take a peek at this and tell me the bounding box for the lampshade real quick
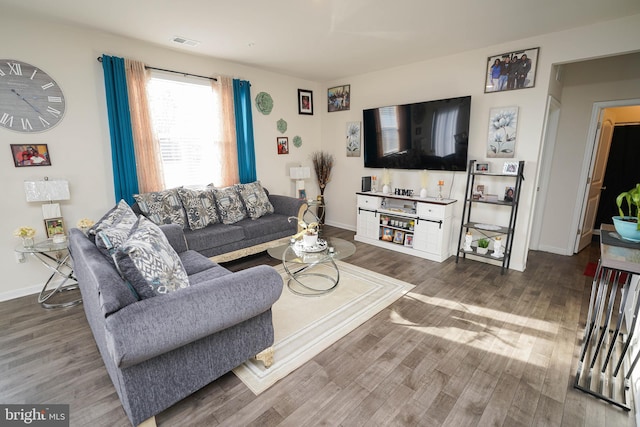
[24,179,70,202]
[290,167,310,180]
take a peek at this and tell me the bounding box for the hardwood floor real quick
[0,226,634,426]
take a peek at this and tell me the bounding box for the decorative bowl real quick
[612,216,640,243]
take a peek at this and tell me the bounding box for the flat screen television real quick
[363,95,471,171]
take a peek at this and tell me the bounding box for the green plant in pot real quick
[476,238,490,254]
[613,183,640,242]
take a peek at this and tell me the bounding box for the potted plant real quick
[614,183,640,242]
[476,238,490,255]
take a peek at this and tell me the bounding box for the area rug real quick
[232,260,415,395]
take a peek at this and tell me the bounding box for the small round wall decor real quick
[277,118,287,134]
[293,135,302,148]
[255,92,273,115]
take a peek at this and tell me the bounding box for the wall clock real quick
[0,59,66,133]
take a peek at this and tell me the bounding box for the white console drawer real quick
[357,195,380,208]
[417,203,446,218]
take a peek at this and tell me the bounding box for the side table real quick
[574,224,640,410]
[15,239,82,309]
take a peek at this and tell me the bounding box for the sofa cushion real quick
[188,263,233,285]
[134,188,188,228]
[212,185,247,224]
[89,199,137,238]
[179,250,221,276]
[235,214,296,240]
[116,216,190,299]
[183,223,245,253]
[177,187,220,230]
[237,181,274,219]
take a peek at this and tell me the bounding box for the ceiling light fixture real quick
[171,36,200,47]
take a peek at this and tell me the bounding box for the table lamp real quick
[290,166,310,199]
[24,177,70,219]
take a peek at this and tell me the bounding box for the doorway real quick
[574,101,640,253]
[594,124,640,229]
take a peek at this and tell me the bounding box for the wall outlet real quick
[15,252,25,263]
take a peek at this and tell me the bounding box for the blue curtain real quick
[101,54,139,204]
[233,79,256,183]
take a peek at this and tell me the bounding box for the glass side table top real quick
[267,237,355,263]
[15,238,69,254]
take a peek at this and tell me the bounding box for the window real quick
[378,106,400,155]
[146,73,223,188]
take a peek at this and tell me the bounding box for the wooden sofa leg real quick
[256,347,274,368]
[138,416,157,427]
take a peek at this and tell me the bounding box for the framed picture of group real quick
[485,47,539,93]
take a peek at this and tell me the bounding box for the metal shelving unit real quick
[455,159,525,274]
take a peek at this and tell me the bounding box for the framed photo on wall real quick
[346,121,361,157]
[11,144,51,167]
[487,106,518,158]
[277,137,289,155]
[298,89,313,115]
[328,84,350,112]
[485,47,539,93]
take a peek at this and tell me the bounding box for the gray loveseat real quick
[69,225,283,426]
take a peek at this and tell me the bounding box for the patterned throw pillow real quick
[89,199,137,237]
[237,181,274,219]
[115,216,190,299]
[177,187,220,230]
[134,188,187,228]
[212,185,247,224]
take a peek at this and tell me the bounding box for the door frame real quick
[572,98,640,253]
[530,95,561,250]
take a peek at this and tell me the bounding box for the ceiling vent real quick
[171,36,200,47]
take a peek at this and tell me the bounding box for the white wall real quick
[2,8,640,301]
[0,7,321,300]
[319,14,640,271]
[538,53,640,254]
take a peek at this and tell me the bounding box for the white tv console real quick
[354,192,456,262]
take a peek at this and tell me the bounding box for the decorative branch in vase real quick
[311,151,334,224]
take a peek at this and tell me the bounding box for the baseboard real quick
[537,244,573,256]
[324,220,355,232]
[0,284,40,303]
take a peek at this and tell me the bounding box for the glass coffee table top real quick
[267,237,356,263]
[267,237,356,296]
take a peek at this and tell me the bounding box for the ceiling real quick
[5,0,640,81]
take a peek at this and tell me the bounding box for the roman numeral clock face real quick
[0,60,66,133]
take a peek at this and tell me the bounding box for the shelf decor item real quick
[492,237,504,258]
[14,226,36,248]
[476,238,490,255]
[77,218,95,235]
[503,161,519,175]
[613,183,640,242]
[420,170,429,198]
[463,232,473,252]
[381,169,392,194]
[312,151,334,223]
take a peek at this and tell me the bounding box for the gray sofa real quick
[69,225,283,426]
[133,192,306,262]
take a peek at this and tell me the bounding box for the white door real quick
[576,118,614,251]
